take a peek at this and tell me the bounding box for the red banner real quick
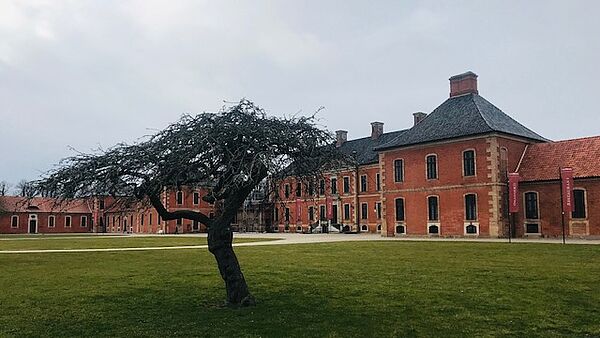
[295,199,302,222]
[561,167,574,213]
[508,173,521,213]
[326,196,333,220]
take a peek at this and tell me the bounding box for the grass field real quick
[0,235,273,251]
[1,239,599,337]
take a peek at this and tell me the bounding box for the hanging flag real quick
[295,198,302,222]
[508,173,521,213]
[561,167,574,213]
[326,196,333,220]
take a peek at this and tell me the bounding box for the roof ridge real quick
[342,129,408,143]
[470,94,495,132]
[549,135,600,143]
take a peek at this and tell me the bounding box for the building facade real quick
[2,71,599,238]
[275,72,600,238]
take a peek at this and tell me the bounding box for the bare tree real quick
[33,99,346,307]
[0,181,10,196]
[15,179,35,197]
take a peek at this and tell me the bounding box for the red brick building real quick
[0,196,93,234]
[2,71,599,238]
[515,137,600,237]
[0,187,217,234]
[277,72,600,238]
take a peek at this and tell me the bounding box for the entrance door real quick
[332,205,338,224]
[28,215,38,234]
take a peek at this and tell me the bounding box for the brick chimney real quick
[449,71,478,97]
[335,130,348,147]
[413,112,427,126]
[371,122,384,140]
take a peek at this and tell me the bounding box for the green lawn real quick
[0,236,272,250]
[0,241,599,337]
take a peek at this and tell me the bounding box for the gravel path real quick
[1,233,598,254]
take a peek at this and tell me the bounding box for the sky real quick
[1,0,599,187]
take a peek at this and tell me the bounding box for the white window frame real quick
[48,215,56,228]
[426,154,438,180]
[11,215,19,228]
[360,175,368,192]
[65,215,72,228]
[81,216,88,228]
[462,149,477,177]
[393,159,404,183]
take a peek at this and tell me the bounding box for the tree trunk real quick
[207,224,255,307]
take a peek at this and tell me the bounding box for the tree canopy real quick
[33,99,347,306]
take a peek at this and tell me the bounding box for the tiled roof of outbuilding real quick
[338,129,408,165]
[0,196,92,214]
[375,93,547,150]
[517,136,600,182]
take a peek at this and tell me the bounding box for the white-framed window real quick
[361,224,368,232]
[361,203,368,219]
[428,196,439,221]
[308,206,315,221]
[465,194,477,221]
[426,154,438,180]
[330,177,338,195]
[524,192,539,220]
[395,224,406,234]
[395,198,405,222]
[65,215,72,227]
[360,175,368,192]
[343,203,350,220]
[463,149,476,177]
[376,202,382,219]
[48,215,55,228]
[193,192,200,205]
[81,216,88,227]
[343,176,350,194]
[428,224,439,235]
[11,215,19,228]
[376,173,381,191]
[572,189,587,219]
[394,159,404,182]
[176,190,184,205]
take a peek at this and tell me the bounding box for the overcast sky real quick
[1,0,599,186]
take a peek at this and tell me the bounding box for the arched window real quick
[48,215,55,228]
[463,150,476,176]
[361,224,368,232]
[176,190,184,205]
[572,189,587,219]
[426,155,438,179]
[428,196,439,221]
[524,192,539,219]
[394,159,404,182]
[465,194,477,221]
[395,198,405,221]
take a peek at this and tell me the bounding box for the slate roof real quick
[338,129,408,165]
[0,196,92,214]
[375,93,547,150]
[517,136,600,182]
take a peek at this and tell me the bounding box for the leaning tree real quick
[33,99,346,307]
